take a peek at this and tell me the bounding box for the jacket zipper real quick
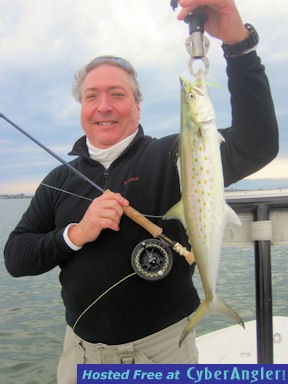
[100,132,144,191]
[103,168,109,190]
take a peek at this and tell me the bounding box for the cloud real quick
[1,0,287,194]
[2,0,288,72]
[246,157,288,180]
[1,1,183,70]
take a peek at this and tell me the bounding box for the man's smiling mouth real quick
[94,121,118,126]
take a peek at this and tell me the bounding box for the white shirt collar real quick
[86,129,138,169]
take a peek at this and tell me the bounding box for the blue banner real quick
[77,364,287,384]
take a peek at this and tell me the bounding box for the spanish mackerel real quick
[165,71,244,346]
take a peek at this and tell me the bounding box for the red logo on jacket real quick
[123,177,140,185]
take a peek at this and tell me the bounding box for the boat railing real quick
[224,188,288,363]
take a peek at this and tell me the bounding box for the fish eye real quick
[188,92,195,100]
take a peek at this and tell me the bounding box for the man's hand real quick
[68,191,129,247]
[176,0,248,44]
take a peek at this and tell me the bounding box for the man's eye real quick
[86,94,97,100]
[111,93,125,97]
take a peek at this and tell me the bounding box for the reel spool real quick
[131,239,173,281]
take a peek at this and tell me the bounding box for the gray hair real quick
[72,55,143,103]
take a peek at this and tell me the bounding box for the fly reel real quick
[131,239,173,281]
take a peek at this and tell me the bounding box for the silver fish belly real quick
[165,71,244,346]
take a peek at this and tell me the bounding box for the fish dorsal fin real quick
[164,199,186,227]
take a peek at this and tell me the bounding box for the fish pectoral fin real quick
[198,126,206,152]
[225,203,241,226]
[163,200,185,226]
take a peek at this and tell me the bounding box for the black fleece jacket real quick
[4,52,278,344]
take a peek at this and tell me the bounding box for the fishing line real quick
[0,113,195,271]
[41,183,94,202]
[0,113,104,194]
[41,182,164,218]
[72,272,137,332]
[0,112,168,224]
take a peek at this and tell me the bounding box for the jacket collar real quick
[68,124,145,159]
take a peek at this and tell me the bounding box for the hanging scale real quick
[170,1,210,77]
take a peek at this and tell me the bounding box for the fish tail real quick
[212,297,245,329]
[179,297,245,347]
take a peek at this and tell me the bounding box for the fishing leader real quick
[4,0,278,383]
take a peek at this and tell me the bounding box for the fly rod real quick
[0,113,194,265]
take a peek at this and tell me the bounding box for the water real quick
[0,199,65,384]
[0,199,287,383]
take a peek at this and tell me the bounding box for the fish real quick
[164,71,244,346]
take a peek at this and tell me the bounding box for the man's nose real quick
[97,95,112,112]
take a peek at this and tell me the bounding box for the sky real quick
[0,0,287,194]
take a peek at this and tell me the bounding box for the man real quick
[4,0,278,382]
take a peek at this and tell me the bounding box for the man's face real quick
[80,64,141,149]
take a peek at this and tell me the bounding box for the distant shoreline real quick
[0,194,32,199]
